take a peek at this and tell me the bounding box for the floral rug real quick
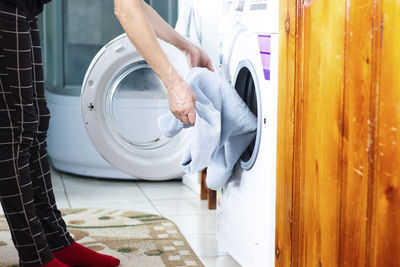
[0,209,204,267]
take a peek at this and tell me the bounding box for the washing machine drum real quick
[81,34,190,180]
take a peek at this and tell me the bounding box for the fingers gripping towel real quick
[158,68,257,190]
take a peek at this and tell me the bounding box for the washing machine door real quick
[81,34,190,180]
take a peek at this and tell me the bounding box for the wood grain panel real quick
[275,0,296,265]
[365,1,383,265]
[297,2,346,266]
[291,1,305,266]
[339,0,373,266]
[275,0,400,266]
[373,0,400,266]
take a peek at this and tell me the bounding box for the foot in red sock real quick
[53,242,120,267]
[41,258,69,267]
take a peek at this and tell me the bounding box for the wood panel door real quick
[275,0,400,266]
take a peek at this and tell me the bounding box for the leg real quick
[200,169,216,209]
[0,5,53,266]
[27,19,74,251]
[26,18,119,267]
[200,168,208,200]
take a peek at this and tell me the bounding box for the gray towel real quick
[158,68,257,190]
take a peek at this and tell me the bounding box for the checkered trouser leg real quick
[28,19,74,251]
[0,4,74,267]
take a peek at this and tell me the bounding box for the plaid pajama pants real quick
[0,2,74,267]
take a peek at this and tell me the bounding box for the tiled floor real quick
[0,166,240,267]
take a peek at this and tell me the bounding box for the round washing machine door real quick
[81,34,190,180]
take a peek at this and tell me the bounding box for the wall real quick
[276,0,400,266]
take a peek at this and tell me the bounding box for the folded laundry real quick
[158,68,257,190]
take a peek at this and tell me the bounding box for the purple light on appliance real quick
[264,69,270,80]
[260,52,271,69]
[258,35,271,53]
[258,34,271,81]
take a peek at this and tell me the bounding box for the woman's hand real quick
[167,78,196,125]
[185,44,214,71]
[166,45,212,125]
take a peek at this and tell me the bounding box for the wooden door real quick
[275,0,400,266]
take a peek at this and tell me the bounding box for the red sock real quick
[53,242,120,267]
[41,258,68,267]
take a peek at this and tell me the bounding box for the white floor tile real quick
[166,214,216,234]
[137,180,198,200]
[70,200,160,215]
[152,199,215,216]
[199,255,241,267]
[50,165,64,192]
[184,233,228,257]
[0,205,3,215]
[62,173,147,204]
[53,190,70,209]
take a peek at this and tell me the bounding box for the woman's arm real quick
[114,0,196,125]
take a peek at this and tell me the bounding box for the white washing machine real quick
[78,35,191,180]
[46,0,184,180]
[213,0,279,266]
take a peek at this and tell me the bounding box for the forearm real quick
[140,1,192,52]
[114,0,182,89]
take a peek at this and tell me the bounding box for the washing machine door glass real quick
[81,34,190,180]
[106,62,170,151]
[233,60,262,170]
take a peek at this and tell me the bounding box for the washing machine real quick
[213,0,279,266]
[45,0,183,180]
[79,35,191,180]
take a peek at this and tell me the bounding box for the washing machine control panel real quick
[250,0,268,10]
[231,0,268,12]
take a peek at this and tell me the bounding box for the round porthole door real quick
[233,60,262,170]
[81,34,190,180]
